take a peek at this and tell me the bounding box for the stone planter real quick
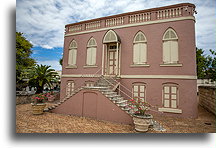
[133,114,153,132]
[31,103,46,115]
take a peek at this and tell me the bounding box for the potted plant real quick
[129,98,153,132]
[31,93,48,115]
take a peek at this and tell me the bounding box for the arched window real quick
[162,28,178,64]
[132,82,146,102]
[133,31,147,65]
[68,40,77,66]
[162,83,179,109]
[103,30,119,43]
[86,37,97,66]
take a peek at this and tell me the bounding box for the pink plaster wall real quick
[52,89,133,124]
[62,19,196,76]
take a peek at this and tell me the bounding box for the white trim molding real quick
[130,64,150,67]
[61,74,197,79]
[65,16,195,37]
[62,74,101,78]
[158,108,182,114]
[65,65,77,69]
[120,75,197,79]
[83,65,98,68]
[160,63,183,67]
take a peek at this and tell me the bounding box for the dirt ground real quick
[16,103,215,133]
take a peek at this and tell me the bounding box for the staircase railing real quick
[60,68,103,101]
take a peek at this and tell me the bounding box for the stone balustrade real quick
[65,3,195,34]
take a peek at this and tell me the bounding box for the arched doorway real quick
[102,30,121,76]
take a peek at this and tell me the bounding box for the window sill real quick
[65,65,77,69]
[83,65,98,68]
[160,63,183,67]
[158,108,182,114]
[130,64,150,67]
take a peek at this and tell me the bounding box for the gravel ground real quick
[16,103,215,133]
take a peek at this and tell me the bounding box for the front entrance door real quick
[108,50,117,75]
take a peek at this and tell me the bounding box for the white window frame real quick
[132,31,148,66]
[86,38,97,66]
[67,40,77,68]
[162,28,179,65]
[132,82,146,102]
[161,83,180,108]
[66,80,75,98]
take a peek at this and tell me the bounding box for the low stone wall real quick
[16,92,60,105]
[16,95,33,105]
[198,86,216,115]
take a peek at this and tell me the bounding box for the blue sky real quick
[16,0,216,70]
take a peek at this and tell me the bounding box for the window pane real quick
[164,100,170,107]
[171,86,177,93]
[68,50,73,65]
[140,85,145,92]
[164,86,169,93]
[109,52,113,59]
[72,49,77,65]
[140,92,144,97]
[171,95,176,99]
[91,47,96,65]
[164,94,169,99]
[133,44,139,64]
[86,48,91,65]
[139,43,147,63]
[171,100,177,108]
[163,41,170,63]
[134,92,138,97]
[170,41,178,63]
[133,85,138,91]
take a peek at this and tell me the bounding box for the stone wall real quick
[16,95,33,105]
[16,92,60,105]
[198,86,216,115]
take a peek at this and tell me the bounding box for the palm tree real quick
[28,64,58,94]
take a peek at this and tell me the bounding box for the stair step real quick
[44,108,49,112]
[103,92,117,95]
[116,100,128,104]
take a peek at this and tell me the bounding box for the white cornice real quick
[61,74,197,79]
[65,16,195,37]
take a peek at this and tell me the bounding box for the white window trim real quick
[158,107,182,113]
[65,65,77,69]
[83,65,98,68]
[160,63,182,67]
[130,64,150,67]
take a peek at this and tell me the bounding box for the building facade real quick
[59,3,197,119]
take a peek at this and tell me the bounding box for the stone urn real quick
[31,103,46,115]
[133,114,153,132]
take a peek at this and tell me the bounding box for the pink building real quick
[49,3,197,124]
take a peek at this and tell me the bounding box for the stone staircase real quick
[44,75,132,115]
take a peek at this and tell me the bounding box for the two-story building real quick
[51,3,197,123]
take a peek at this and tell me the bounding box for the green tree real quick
[205,49,216,81]
[16,32,36,90]
[28,64,58,94]
[59,57,63,66]
[196,48,216,81]
[196,48,207,79]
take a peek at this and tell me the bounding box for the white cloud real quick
[37,60,62,71]
[16,0,216,54]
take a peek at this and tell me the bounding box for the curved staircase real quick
[44,75,132,115]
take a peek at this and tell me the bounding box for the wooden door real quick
[108,50,117,75]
